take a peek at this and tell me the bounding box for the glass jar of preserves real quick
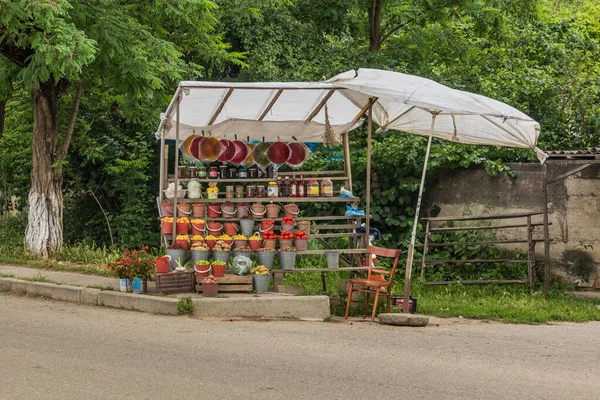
[239,167,247,179]
[198,165,207,178]
[257,185,266,198]
[248,166,258,179]
[219,165,228,179]
[226,185,234,199]
[209,166,218,179]
[189,165,198,179]
[267,182,278,198]
[307,179,319,197]
[246,185,256,198]
[320,178,333,197]
[235,185,244,198]
[178,166,187,179]
[207,183,219,199]
[228,167,238,179]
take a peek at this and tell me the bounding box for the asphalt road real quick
[1,294,599,400]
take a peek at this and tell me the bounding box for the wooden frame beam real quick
[208,88,233,126]
[306,90,335,122]
[258,89,283,121]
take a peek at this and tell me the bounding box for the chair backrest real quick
[366,245,401,286]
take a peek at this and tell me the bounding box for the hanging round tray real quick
[217,139,236,162]
[198,137,221,161]
[241,143,256,166]
[267,141,291,165]
[287,142,310,167]
[182,135,196,158]
[230,140,249,165]
[190,136,204,160]
[253,142,271,167]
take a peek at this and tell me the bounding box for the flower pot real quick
[191,222,205,235]
[250,203,266,219]
[325,250,340,268]
[162,221,174,235]
[294,238,308,251]
[280,223,294,234]
[211,263,226,277]
[278,238,293,248]
[240,219,254,237]
[207,222,223,236]
[202,282,219,297]
[205,239,216,250]
[279,251,296,270]
[166,249,188,270]
[221,203,237,219]
[175,239,190,251]
[234,239,247,249]
[266,204,280,219]
[191,250,210,265]
[253,274,270,294]
[177,203,192,218]
[297,222,311,236]
[212,251,230,264]
[194,263,211,277]
[119,278,132,292]
[207,204,222,218]
[224,222,239,236]
[133,277,147,294]
[257,251,276,270]
[176,222,190,235]
[262,239,276,249]
[237,204,249,219]
[155,256,171,274]
[283,204,299,217]
[249,240,261,252]
[192,204,206,218]
[161,203,174,217]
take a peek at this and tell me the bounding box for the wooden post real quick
[365,98,374,253]
[543,163,550,297]
[159,130,166,206]
[527,215,534,294]
[171,93,181,245]
[403,112,437,313]
[342,132,353,193]
[420,219,430,280]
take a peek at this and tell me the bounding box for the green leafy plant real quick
[177,296,194,315]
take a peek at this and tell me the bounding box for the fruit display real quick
[234,246,252,252]
[279,246,296,252]
[194,260,211,276]
[251,265,270,275]
[176,234,190,241]
[177,217,190,223]
[262,231,277,240]
[218,234,233,244]
[204,235,217,241]
[257,247,275,252]
[249,234,261,241]
[191,218,205,225]
[191,241,209,251]
[191,235,204,242]
[294,231,307,239]
[233,234,247,240]
[281,216,294,224]
[162,217,174,223]
[279,231,294,240]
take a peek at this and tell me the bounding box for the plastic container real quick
[307,179,319,197]
[321,178,333,197]
[206,183,219,199]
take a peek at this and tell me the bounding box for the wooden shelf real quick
[162,215,366,222]
[275,267,369,273]
[169,197,359,203]
[169,177,350,183]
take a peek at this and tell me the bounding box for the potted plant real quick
[130,246,154,294]
[248,234,262,251]
[251,265,270,294]
[279,246,296,270]
[201,275,219,297]
[155,255,171,274]
[211,260,227,277]
[176,217,190,235]
[107,249,133,292]
[257,247,276,270]
[161,217,174,234]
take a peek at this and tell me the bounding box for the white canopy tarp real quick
[328,68,545,161]
[155,81,369,142]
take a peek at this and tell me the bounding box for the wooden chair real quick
[344,245,401,322]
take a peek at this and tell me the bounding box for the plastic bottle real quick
[321,178,333,197]
[307,179,319,197]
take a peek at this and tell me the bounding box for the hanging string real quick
[323,104,339,146]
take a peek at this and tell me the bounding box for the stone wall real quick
[424,161,600,286]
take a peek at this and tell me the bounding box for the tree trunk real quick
[0,100,6,138]
[25,80,63,258]
[368,0,383,53]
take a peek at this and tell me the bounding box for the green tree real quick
[0,0,237,257]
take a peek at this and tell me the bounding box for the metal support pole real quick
[403,113,437,313]
[171,94,181,245]
[543,163,550,297]
[420,219,431,280]
[365,99,374,250]
[159,130,166,207]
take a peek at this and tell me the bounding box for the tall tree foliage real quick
[0,0,237,257]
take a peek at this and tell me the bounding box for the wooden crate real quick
[195,274,253,293]
[156,270,195,293]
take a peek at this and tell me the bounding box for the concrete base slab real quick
[97,291,179,315]
[272,284,303,296]
[193,295,330,321]
[378,313,429,327]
